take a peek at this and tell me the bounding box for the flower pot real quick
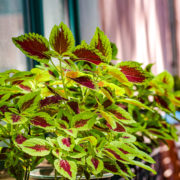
[30,167,113,180]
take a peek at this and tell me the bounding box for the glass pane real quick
[43,0,69,39]
[78,0,101,43]
[0,0,27,72]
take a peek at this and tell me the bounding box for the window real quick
[0,0,26,71]
[43,0,69,38]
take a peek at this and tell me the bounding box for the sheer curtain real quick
[99,0,178,75]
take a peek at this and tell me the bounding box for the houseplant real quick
[0,22,179,180]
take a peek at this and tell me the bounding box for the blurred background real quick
[0,0,180,179]
[0,0,180,76]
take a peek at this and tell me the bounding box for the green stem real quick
[59,57,68,99]
[50,59,61,75]
[83,89,90,103]
[168,113,180,123]
[2,140,10,146]
[24,166,28,180]
[55,169,57,180]
[50,58,68,99]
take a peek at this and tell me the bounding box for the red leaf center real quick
[31,116,50,127]
[62,138,71,147]
[91,158,99,169]
[120,66,146,83]
[16,135,27,144]
[29,144,48,152]
[106,148,123,161]
[60,160,72,177]
[12,114,21,123]
[75,119,89,128]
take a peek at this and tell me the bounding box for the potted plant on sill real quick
[0,22,179,180]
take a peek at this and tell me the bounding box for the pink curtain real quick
[174,0,180,76]
[99,0,179,75]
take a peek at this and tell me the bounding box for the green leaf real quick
[154,95,176,113]
[72,111,97,131]
[119,133,136,143]
[21,138,50,156]
[69,145,87,158]
[104,147,132,162]
[18,92,40,112]
[63,128,78,138]
[12,33,50,63]
[111,42,118,60]
[103,160,131,179]
[145,63,154,72]
[131,160,156,174]
[99,110,116,129]
[54,159,77,180]
[75,136,97,146]
[0,93,11,103]
[90,27,112,62]
[30,112,54,129]
[110,142,155,163]
[103,65,132,87]
[98,80,125,97]
[4,112,27,124]
[150,71,174,91]
[31,68,52,82]
[86,156,104,174]
[49,22,75,55]
[118,98,154,112]
[106,104,135,124]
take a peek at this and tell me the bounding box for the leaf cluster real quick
[0,22,179,180]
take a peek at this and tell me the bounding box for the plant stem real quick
[168,113,180,123]
[24,166,28,180]
[55,169,57,180]
[2,140,10,146]
[50,58,68,99]
[59,57,68,99]
[83,89,89,103]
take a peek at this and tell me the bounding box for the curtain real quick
[99,0,179,75]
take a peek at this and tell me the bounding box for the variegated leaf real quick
[21,138,50,156]
[12,33,50,63]
[57,136,74,151]
[72,41,105,65]
[118,98,154,112]
[15,134,27,145]
[117,61,152,84]
[72,111,97,131]
[54,159,77,180]
[106,104,135,124]
[99,110,116,129]
[76,136,97,146]
[70,76,95,89]
[90,27,112,62]
[49,22,75,55]
[86,156,104,174]
[18,92,40,112]
[30,112,54,129]
[4,112,27,124]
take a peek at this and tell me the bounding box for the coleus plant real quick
[0,22,179,180]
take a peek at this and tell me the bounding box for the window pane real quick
[78,0,101,43]
[43,0,69,38]
[0,0,27,72]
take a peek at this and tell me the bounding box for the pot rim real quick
[30,166,113,179]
